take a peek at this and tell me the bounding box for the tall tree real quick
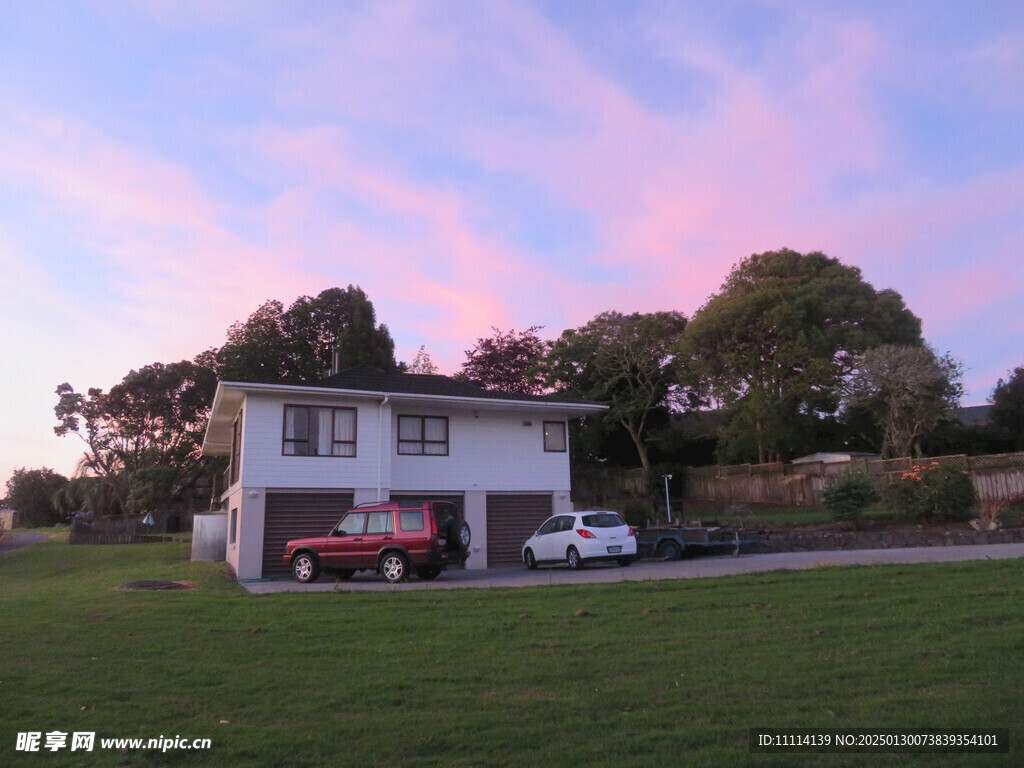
[546,311,689,476]
[214,286,398,381]
[4,468,68,527]
[213,299,290,382]
[458,326,547,394]
[679,249,923,463]
[843,345,963,458]
[54,360,219,513]
[990,366,1024,451]
[283,286,398,378]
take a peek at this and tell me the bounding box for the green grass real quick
[1,541,1021,767]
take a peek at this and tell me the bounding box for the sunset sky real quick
[1,0,1022,487]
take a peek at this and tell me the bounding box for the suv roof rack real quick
[352,500,390,508]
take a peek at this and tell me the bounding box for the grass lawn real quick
[1,541,1020,767]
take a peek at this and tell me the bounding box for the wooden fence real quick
[571,467,648,507]
[70,512,193,545]
[682,452,1024,508]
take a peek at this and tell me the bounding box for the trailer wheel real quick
[657,540,682,561]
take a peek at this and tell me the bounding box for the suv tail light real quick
[575,528,597,539]
[430,515,438,536]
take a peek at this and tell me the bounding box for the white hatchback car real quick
[522,510,637,570]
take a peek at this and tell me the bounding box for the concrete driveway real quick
[240,541,1024,594]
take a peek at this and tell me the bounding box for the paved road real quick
[0,532,47,554]
[241,542,1024,594]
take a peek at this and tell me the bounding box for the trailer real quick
[635,525,757,560]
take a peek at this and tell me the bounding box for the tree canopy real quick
[990,366,1024,451]
[54,360,219,514]
[457,326,547,394]
[679,249,923,463]
[4,467,68,527]
[843,345,963,458]
[407,345,440,375]
[546,311,689,476]
[212,286,398,381]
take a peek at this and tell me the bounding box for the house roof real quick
[202,365,607,455]
[297,365,600,404]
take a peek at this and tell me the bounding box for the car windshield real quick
[581,513,626,528]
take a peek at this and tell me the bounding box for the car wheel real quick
[618,557,633,567]
[523,548,537,570]
[657,540,682,561]
[292,552,319,583]
[455,520,472,553]
[380,552,409,583]
[416,565,442,580]
[566,546,584,570]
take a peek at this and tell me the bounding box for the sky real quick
[1,0,1022,489]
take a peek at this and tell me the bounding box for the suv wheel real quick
[416,565,442,580]
[380,552,409,583]
[292,552,319,583]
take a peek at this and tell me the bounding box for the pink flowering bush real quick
[884,462,976,522]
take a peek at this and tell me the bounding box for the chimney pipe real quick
[332,349,343,375]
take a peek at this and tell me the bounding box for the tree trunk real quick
[621,419,652,479]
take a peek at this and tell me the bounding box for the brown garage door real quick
[486,493,553,566]
[263,491,354,577]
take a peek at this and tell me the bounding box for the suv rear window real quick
[432,503,457,531]
[399,510,425,531]
[581,513,626,528]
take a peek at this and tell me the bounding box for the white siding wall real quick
[239,392,390,492]
[233,392,574,495]
[391,407,572,492]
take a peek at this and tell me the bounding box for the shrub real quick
[821,471,880,525]
[884,462,976,522]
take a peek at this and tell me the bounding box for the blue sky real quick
[1,0,1022,486]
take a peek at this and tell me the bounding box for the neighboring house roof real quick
[202,365,607,455]
[955,404,993,427]
[791,451,882,465]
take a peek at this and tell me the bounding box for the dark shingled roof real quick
[281,365,603,406]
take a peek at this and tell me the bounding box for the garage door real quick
[263,491,354,577]
[486,493,553,566]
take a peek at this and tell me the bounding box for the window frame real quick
[229,409,243,486]
[397,415,450,456]
[543,421,567,453]
[282,404,358,457]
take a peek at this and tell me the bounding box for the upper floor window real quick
[398,415,449,455]
[283,405,357,457]
[543,421,567,452]
[229,410,243,485]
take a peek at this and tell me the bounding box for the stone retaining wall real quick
[751,526,1024,553]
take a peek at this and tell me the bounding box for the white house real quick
[201,365,606,578]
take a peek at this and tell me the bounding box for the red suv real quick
[284,500,471,584]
